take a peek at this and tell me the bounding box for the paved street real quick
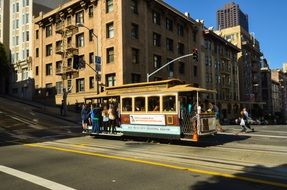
[0,97,287,190]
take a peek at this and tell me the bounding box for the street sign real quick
[95,56,101,64]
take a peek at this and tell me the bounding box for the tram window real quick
[148,96,160,112]
[122,97,132,111]
[163,95,176,112]
[135,97,145,112]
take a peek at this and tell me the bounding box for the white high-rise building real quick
[0,0,10,52]
[9,0,67,99]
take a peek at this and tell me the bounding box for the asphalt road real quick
[0,97,287,190]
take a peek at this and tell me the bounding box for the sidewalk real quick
[1,95,80,125]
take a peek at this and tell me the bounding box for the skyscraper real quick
[217,2,249,32]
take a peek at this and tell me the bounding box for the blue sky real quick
[165,0,286,69]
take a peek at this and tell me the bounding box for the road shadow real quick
[89,132,250,148]
[190,164,287,190]
[0,122,84,147]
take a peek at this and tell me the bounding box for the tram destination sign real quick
[129,114,166,125]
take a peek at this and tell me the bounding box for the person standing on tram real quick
[108,104,117,134]
[90,104,101,134]
[102,106,109,133]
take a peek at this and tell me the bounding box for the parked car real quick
[248,118,261,125]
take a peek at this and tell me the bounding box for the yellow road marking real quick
[25,143,287,188]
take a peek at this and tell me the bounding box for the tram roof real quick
[85,79,216,99]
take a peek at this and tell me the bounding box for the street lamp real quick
[76,23,100,94]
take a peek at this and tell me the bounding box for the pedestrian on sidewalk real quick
[81,104,89,133]
[62,86,72,116]
[240,108,254,132]
[60,100,64,116]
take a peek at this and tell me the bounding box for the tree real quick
[0,43,9,78]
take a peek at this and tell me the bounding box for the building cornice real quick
[203,29,241,52]
[34,0,97,26]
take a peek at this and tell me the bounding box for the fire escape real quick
[55,11,79,83]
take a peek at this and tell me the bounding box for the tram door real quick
[179,95,196,137]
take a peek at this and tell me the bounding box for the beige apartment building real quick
[216,26,264,117]
[271,69,287,123]
[33,0,205,105]
[32,0,242,123]
[202,29,240,120]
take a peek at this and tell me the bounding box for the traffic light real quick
[192,48,198,62]
[73,55,79,69]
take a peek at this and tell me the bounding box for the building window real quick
[131,23,139,39]
[75,10,84,24]
[67,58,72,68]
[166,18,173,31]
[178,43,184,55]
[131,73,141,83]
[67,80,72,90]
[179,62,185,74]
[22,68,28,80]
[16,19,19,28]
[153,32,161,47]
[89,29,94,41]
[107,47,114,63]
[26,31,29,41]
[46,63,52,76]
[152,11,160,25]
[46,25,52,37]
[46,44,52,56]
[153,54,161,69]
[88,6,94,17]
[36,30,39,39]
[192,30,197,42]
[89,76,94,89]
[89,52,94,64]
[193,66,197,77]
[35,66,39,76]
[67,16,71,25]
[56,61,62,73]
[167,61,174,77]
[106,22,114,38]
[36,48,39,57]
[76,78,85,92]
[76,33,84,47]
[78,55,86,69]
[132,48,139,64]
[25,13,29,23]
[131,0,138,14]
[132,73,141,83]
[56,81,63,94]
[177,24,184,36]
[16,2,19,12]
[106,73,116,87]
[106,0,113,13]
[16,36,19,45]
[45,83,53,96]
[166,38,173,51]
